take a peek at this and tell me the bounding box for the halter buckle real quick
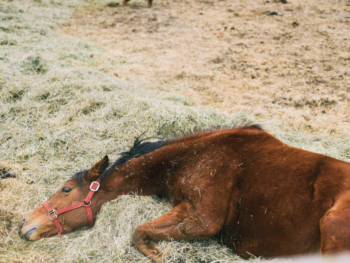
[90,181,100,192]
[48,209,57,220]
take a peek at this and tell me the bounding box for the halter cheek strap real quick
[43,178,101,235]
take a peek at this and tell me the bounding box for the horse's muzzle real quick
[18,219,38,240]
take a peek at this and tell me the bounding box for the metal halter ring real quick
[48,210,57,220]
[83,199,91,206]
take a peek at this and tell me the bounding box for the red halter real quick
[42,178,101,235]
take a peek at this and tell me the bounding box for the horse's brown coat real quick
[19,126,350,262]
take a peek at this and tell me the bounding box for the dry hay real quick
[0,0,350,262]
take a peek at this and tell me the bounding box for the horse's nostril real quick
[18,219,26,238]
[19,219,25,230]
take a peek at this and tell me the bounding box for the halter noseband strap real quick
[43,178,101,235]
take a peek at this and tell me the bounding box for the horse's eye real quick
[61,187,72,193]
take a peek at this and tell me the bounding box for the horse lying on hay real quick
[19,125,350,262]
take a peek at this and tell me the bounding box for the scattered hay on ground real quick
[0,0,349,262]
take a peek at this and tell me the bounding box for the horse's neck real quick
[106,153,174,198]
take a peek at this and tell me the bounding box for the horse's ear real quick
[85,155,109,180]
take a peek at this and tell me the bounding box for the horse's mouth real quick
[20,227,38,240]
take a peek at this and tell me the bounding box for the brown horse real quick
[19,125,350,262]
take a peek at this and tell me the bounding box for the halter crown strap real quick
[43,178,101,235]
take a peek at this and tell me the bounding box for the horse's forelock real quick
[73,170,88,189]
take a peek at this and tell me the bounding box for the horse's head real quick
[18,156,109,240]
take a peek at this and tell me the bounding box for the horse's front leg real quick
[320,194,350,254]
[132,201,224,262]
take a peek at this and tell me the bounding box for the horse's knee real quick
[132,226,151,246]
[320,209,350,253]
[132,227,142,246]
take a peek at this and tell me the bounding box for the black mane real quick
[101,136,165,179]
[73,125,262,187]
[249,124,263,130]
[74,169,89,188]
[100,125,261,180]
[73,136,165,187]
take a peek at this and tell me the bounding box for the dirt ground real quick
[61,0,350,135]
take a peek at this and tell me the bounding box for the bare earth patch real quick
[61,0,350,134]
